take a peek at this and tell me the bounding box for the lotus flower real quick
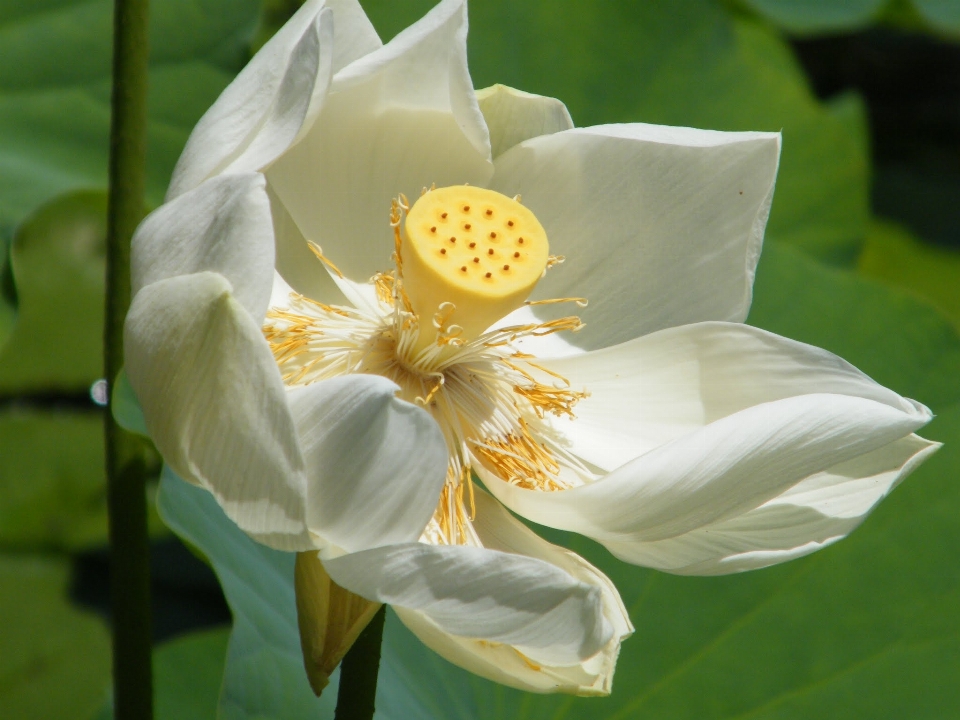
[123,0,938,695]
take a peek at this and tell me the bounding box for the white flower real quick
[124,0,938,696]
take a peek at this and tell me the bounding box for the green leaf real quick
[0,190,106,393]
[0,554,111,720]
[858,219,960,332]
[157,467,339,720]
[112,369,148,437]
[734,0,960,36]
[153,628,231,720]
[0,410,106,550]
[0,0,260,234]
[913,0,960,32]
[0,407,167,551]
[735,0,886,33]
[95,627,231,720]
[362,0,870,264]
[0,190,165,550]
[750,241,960,409]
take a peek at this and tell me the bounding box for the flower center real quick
[264,186,596,545]
[401,185,549,346]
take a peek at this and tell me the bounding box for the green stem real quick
[105,0,152,718]
[334,605,387,720]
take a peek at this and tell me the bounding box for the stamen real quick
[372,271,396,306]
[526,297,589,308]
[307,242,344,278]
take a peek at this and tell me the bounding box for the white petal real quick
[167,0,381,198]
[268,185,347,305]
[476,84,574,158]
[132,173,275,321]
[322,541,612,666]
[489,124,781,350]
[266,0,493,284]
[395,608,609,695]
[607,434,940,574]
[470,490,632,643]
[481,393,931,545]
[395,489,631,694]
[286,375,447,552]
[124,272,311,551]
[216,9,335,177]
[540,322,920,472]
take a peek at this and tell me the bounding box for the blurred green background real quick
[1,0,959,717]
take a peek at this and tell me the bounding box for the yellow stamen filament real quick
[526,296,589,308]
[472,420,567,492]
[307,242,344,278]
[512,384,588,419]
[372,271,396,306]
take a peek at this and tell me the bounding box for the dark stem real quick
[334,605,388,720]
[105,0,152,717]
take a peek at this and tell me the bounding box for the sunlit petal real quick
[490,124,780,350]
[125,272,311,550]
[288,375,448,552]
[266,0,493,284]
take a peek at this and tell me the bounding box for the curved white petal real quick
[132,173,275,322]
[286,375,447,552]
[540,322,920,472]
[268,185,347,305]
[606,434,940,574]
[167,0,381,199]
[481,393,931,545]
[266,0,493,284]
[322,541,612,666]
[476,84,574,158]
[124,272,312,550]
[489,124,781,350]
[395,489,631,694]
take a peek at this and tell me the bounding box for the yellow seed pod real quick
[402,185,549,344]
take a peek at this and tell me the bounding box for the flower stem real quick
[104,0,152,717]
[334,605,387,720]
